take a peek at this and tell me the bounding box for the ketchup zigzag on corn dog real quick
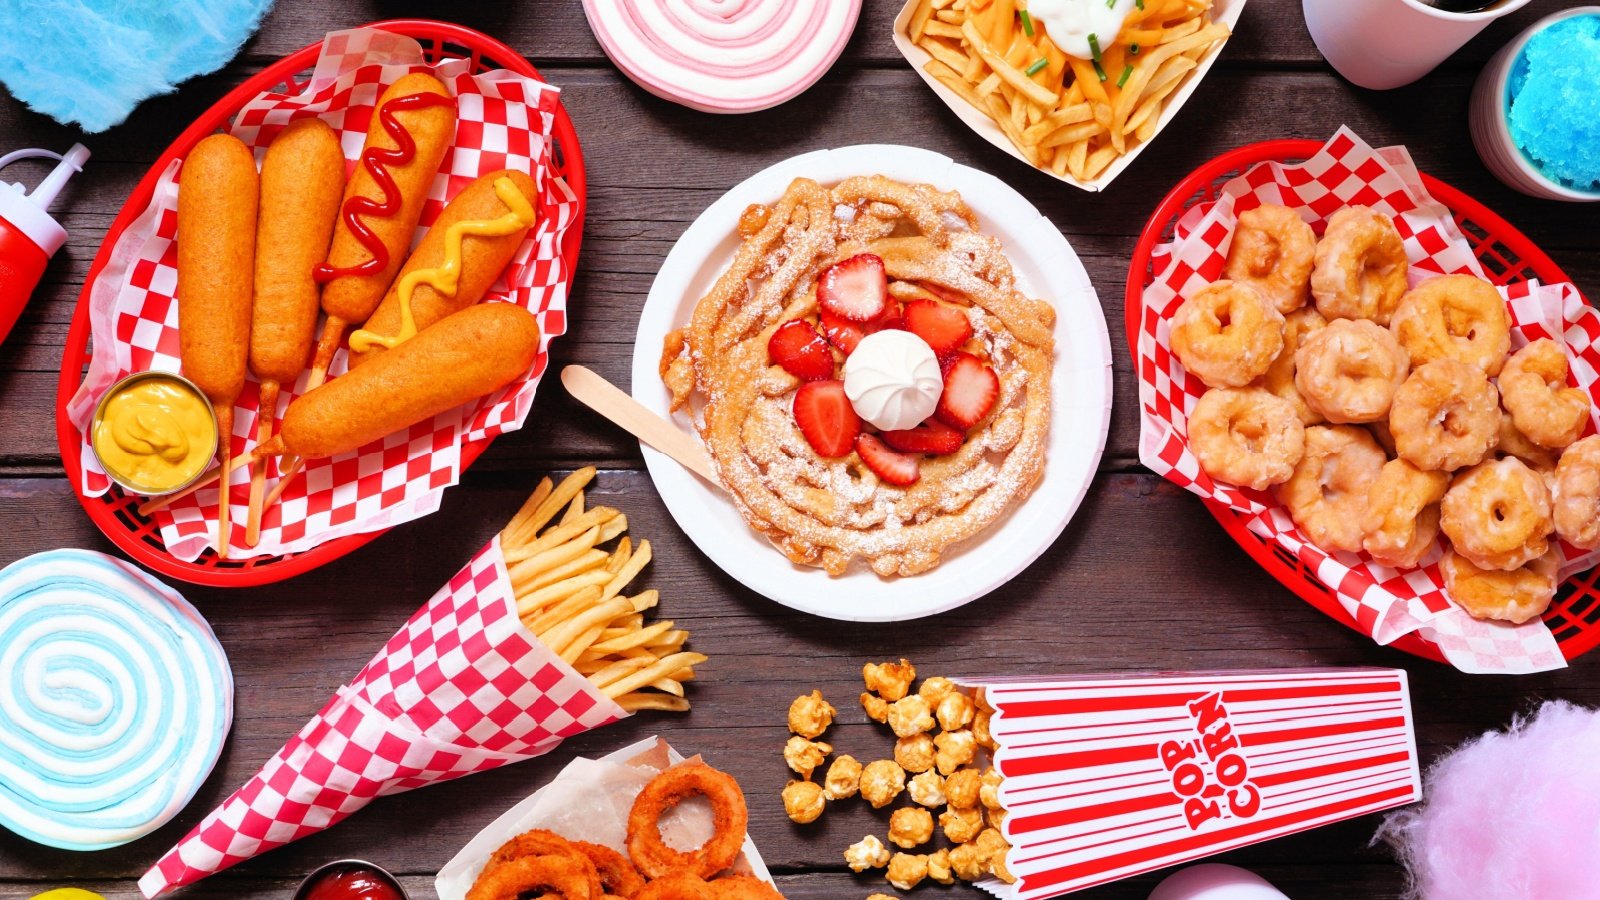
[347,170,537,363]
[309,72,456,387]
[245,118,345,547]
[175,133,258,558]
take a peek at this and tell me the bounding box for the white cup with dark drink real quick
[1303,0,1533,90]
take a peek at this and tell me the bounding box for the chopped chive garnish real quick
[1130,42,1141,55]
[1117,64,1133,87]
[1093,59,1108,81]
[1137,0,1145,8]
[1107,0,1116,7]
[1088,32,1102,61]
[1025,57,1048,76]
[1020,9,1034,36]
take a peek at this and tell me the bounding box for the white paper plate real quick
[630,145,1112,621]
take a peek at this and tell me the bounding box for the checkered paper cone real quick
[1135,126,1600,675]
[139,538,625,897]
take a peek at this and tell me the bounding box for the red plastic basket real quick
[1126,138,1600,665]
[54,20,587,588]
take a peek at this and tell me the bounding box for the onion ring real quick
[635,869,715,900]
[574,841,647,898]
[482,829,603,898]
[626,763,748,880]
[466,854,597,900]
[708,875,784,899]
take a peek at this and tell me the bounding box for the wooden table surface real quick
[2,1,1597,897]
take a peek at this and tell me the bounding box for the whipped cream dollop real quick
[843,330,944,431]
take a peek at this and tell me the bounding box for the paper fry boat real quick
[139,539,624,897]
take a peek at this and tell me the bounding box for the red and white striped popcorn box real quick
[138,537,625,897]
[1136,126,1600,675]
[969,668,1420,899]
[64,26,581,561]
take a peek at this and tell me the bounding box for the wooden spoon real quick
[560,365,717,484]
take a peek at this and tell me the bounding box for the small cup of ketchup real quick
[294,859,409,900]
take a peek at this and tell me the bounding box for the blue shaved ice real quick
[1507,15,1600,193]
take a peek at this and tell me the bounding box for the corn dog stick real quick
[244,380,280,547]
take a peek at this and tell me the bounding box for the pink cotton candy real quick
[1375,701,1600,900]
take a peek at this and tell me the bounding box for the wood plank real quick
[4,70,1598,468]
[0,471,1595,896]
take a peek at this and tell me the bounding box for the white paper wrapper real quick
[892,0,1246,191]
[437,736,772,898]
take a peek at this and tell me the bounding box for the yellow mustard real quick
[349,177,536,353]
[92,377,216,493]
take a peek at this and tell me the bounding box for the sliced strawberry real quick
[793,380,859,457]
[768,319,835,380]
[903,299,973,357]
[880,419,965,455]
[855,434,920,486]
[936,352,1000,430]
[817,254,888,322]
[821,299,904,354]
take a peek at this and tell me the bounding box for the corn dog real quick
[347,169,537,365]
[258,302,539,461]
[246,118,345,546]
[176,133,258,558]
[309,72,457,386]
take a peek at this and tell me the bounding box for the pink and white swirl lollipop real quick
[583,0,862,113]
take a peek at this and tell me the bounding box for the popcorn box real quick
[892,0,1246,191]
[139,536,626,897]
[968,668,1420,898]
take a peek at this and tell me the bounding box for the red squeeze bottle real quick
[0,143,89,347]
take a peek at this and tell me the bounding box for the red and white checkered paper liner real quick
[971,668,1420,899]
[1136,127,1599,675]
[138,537,624,897]
[64,27,580,561]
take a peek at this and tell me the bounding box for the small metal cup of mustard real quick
[89,371,220,496]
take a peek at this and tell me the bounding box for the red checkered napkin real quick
[65,27,580,561]
[138,538,625,897]
[1136,127,1598,675]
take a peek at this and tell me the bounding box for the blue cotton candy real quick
[0,0,275,132]
[1507,14,1600,193]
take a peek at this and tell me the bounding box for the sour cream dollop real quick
[1025,0,1138,60]
[843,330,944,432]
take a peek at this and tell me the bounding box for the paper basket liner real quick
[1135,126,1599,675]
[65,26,580,561]
[971,669,1420,899]
[139,537,625,897]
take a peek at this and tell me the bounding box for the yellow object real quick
[349,177,536,353]
[31,890,109,900]
[91,376,217,493]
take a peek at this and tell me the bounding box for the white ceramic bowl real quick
[630,145,1113,621]
[1470,6,1600,202]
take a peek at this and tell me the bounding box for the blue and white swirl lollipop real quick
[0,549,233,851]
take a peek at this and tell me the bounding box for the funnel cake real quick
[660,176,1054,577]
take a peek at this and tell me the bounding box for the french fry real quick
[498,470,701,713]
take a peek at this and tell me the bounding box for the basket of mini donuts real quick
[1126,127,1600,674]
[54,20,587,588]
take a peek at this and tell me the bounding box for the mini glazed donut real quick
[1497,410,1560,472]
[1362,459,1449,569]
[1310,206,1409,324]
[1224,203,1316,313]
[1188,387,1306,490]
[1258,307,1327,425]
[1390,359,1500,472]
[1553,435,1600,549]
[1441,457,1554,571]
[1293,319,1409,424]
[1441,546,1559,625]
[1499,339,1590,450]
[1390,274,1510,375]
[1169,280,1285,388]
[1276,425,1386,553]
